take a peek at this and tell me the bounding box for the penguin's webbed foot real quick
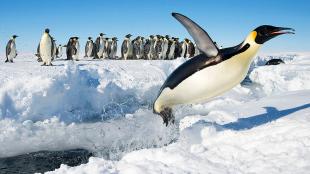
[5,59,9,63]
[159,107,175,126]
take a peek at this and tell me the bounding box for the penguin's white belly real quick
[159,54,253,107]
[87,44,93,57]
[8,45,16,60]
[40,35,52,64]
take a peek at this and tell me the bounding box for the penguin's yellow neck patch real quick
[247,31,257,42]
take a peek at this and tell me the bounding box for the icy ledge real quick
[48,90,310,174]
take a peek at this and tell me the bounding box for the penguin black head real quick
[12,35,18,39]
[100,33,105,36]
[88,37,92,40]
[125,34,132,38]
[254,25,295,44]
[45,28,50,34]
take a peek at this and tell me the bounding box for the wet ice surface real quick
[0,53,309,173]
[0,149,92,174]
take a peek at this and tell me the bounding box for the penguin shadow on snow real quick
[187,103,310,132]
[223,103,310,131]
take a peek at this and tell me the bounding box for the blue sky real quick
[0,0,309,54]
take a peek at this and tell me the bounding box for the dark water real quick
[0,149,92,174]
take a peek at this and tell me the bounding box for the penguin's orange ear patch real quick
[251,31,257,40]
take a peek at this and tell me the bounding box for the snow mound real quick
[249,54,310,95]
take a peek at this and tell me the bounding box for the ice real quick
[0,53,310,173]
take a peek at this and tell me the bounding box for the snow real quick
[0,53,310,173]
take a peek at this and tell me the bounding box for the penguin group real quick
[2,30,200,64]
[121,34,200,60]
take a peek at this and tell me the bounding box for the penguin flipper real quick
[172,13,219,57]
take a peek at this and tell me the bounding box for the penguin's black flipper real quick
[172,13,219,57]
[159,107,175,127]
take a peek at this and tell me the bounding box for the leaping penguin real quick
[39,29,54,66]
[153,13,295,126]
[5,35,18,63]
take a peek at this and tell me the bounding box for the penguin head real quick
[254,25,295,44]
[100,33,105,37]
[45,28,50,34]
[88,37,92,40]
[125,34,132,38]
[12,35,18,39]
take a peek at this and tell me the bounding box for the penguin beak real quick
[271,27,295,35]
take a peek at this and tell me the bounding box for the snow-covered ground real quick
[0,53,309,174]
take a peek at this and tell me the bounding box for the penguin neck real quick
[241,31,261,62]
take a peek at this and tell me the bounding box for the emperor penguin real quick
[66,37,75,60]
[174,38,181,58]
[95,33,105,58]
[133,36,144,59]
[153,13,295,126]
[140,37,146,59]
[103,38,110,59]
[186,39,195,58]
[145,35,155,60]
[51,38,57,61]
[5,35,18,63]
[121,34,133,60]
[39,29,54,66]
[56,44,63,58]
[161,35,169,59]
[85,37,94,58]
[181,39,188,58]
[72,37,80,61]
[167,37,176,60]
[109,37,118,59]
[154,35,163,59]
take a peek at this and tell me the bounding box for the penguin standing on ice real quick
[174,38,181,58]
[56,44,63,58]
[85,37,94,58]
[103,38,110,59]
[66,37,74,60]
[161,35,169,59]
[121,34,133,60]
[95,33,105,59]
[153,13,295,125]
[181,39,188,58]
[154,35,163,59]
[5,35,18,63]
[186,39,195,58]
[72,37,80,61]
[133,36,143,59]
[51,38,57,61]
[167,37,176,60]
[39,29,54,66]
[144,35,155,60]
[109,37,118,59]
